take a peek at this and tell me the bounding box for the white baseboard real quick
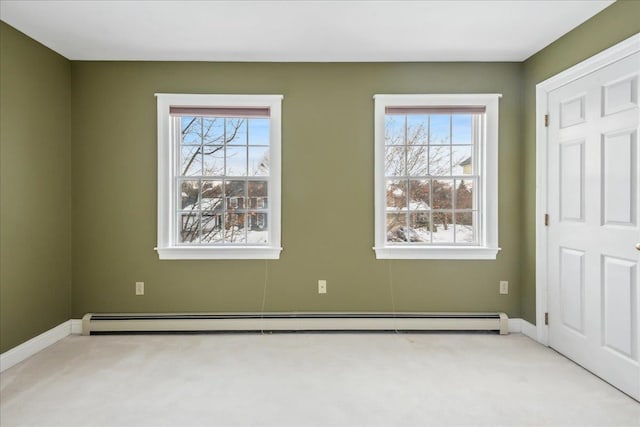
[520,319,538,340]
[1,320,72,372]
[507,318,521,333]
[508,318,538,341]
[70,319,83,335]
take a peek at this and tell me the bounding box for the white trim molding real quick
[1,321,73,372]
[373,246,500,260]
[155,93,283,260]
[507,318,538,341]
[373,93,501,260]
[71,319,83,335]
[535,33,640,346]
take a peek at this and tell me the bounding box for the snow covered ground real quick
[200,229,268,244]
[430,224,474,243]
[390,224,475,243]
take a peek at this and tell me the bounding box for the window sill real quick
[373,246,501,260]
[156,246,282,260]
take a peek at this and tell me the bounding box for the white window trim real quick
[373,93,501,260]
[155,93,283,260]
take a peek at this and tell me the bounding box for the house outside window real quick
[373,94,501,260]
[156,94,283,260]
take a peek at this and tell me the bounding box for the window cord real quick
[260,260,269,335]
[388,260,399,335]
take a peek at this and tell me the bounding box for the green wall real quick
[71,62,523,317]
[2,1,638,352]
[520,0,640,324]
[0,22,72,352]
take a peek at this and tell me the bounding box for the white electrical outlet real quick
[499,281,508,295]
[136,281,144,295]
[318,280,327,294]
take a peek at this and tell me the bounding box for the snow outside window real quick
[373,94,501,260]
[156,94,283,260]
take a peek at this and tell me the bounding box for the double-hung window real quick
[373,94,501,259]
[156,94,282,259]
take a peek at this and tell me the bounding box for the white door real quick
[547,51,640,400]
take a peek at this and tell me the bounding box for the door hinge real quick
[544,312,549,325]
[544,114,549,127]
[544,213,549,226]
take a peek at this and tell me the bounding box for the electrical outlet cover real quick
[318,280,327,294]
[499,281,508,294]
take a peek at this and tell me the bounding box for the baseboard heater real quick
[82,312,509,335]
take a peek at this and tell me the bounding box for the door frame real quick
[535,33,640,346]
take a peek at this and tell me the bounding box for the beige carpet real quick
[1,333,639,426]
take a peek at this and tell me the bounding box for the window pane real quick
[225,180,246,209]
[180,146,201,176]
[406,114,428,145]
[409,179,431,211]
[202,146,224,176]
[429,145,451,176]
[225,213,246,243]
[181,116,201,145]
[409,212,431,243]
[432,179,453,209]
[201,180,223,211]
[202,117,225,145]
[248,119,270,146]
[180,180,200,210]
[225,118,247,145]
[201,212,223,243]
[429,115,450,145]
[452,146,472,175]
[431,212,454,243]
[247,212,268,244]
[386,212,408,242]
[406,145,429,176]
[248,146,269,176]
[455,179,474,210]
[452,115,472,145]
[385,146,405,176]
[454,211,476,244]
[226,146,247,176]
[248,181,268,209]
[386,179,407,210]
[179,213,199,243]
[385,115,404,145]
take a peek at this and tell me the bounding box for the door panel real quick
[559,141,585,221]
[601,130,637,226]
[602,255,637,359]
[560,95,586,128]
[547,51,640,400]
[560,247,585,334]
[603,75,638,116]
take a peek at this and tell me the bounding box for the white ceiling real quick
[0,0,614,62]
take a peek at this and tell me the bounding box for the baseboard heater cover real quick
[82,312,509,335]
